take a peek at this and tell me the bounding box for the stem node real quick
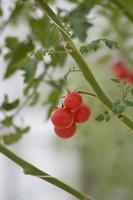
[64,41,75,53]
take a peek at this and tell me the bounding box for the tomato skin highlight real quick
[75,104,91,123]
[64,92,83,111]
[51,107,74,129]
[54,124,76,139]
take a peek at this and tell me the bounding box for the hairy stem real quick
[35,0,133,131]
[0,143,92,200]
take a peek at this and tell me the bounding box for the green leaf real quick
[49,47,67,67]
[80,38,118,54]
[104,111,109,115]
[103,39,118,49]
[80,40,100,54]
[5,37,19,50]
[44,89,62,119]
[23,78,38,96]
[4,40,34,78]
[90,41,100,51]
[1,116,13,127]
[70,19,92,42]
[29,16,61,48]
[35,50,44,61]
[111,78,120,83]
[95,114,104,121]
[105,116,110,122]
[79,46,87,55]
[20,58,38,83]
[2,126,30,145]
[9,2,26,24]
[113,100,126,114]
[65,2,94,41]
[124,100,133,107]
[2,96,20,111]
[47,105,56,119]
[131,89,133,95]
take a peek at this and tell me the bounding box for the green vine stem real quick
[0,143,93,200]
[35,0,133,131]
[112,0,133,23]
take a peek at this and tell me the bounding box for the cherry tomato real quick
[75,104,91,123]
[64,92,83,111]
[111,60,128,80]
[51,107,74,129]
[54,123,76,139]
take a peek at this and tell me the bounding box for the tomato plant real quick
[0,0,133,200]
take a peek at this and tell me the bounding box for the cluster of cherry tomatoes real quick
[111,60,133,84]
[51,92,91,139]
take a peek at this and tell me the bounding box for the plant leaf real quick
[113,100,126,114]
[4,40,34,78]
[1,116,13,127]
[65,1,94,41]
[95,114,104,121]
[111,78,120,83]
[80,38,118,54]
[2,97,20,111]
[21,58,38,83]
[124,100,133,107]
[131,89,133,95]
[2,126,30,145]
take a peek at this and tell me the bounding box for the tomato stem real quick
[0,143,93,200]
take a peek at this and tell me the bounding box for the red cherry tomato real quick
[54,123,76,139]
[75,104,91,123]
[51,107,74,129]
[111,60,128,80]
[64,92,83,111]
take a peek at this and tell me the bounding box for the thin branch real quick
[0,143,93,200]
[78,91,97,98]
[64,69,81,80]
